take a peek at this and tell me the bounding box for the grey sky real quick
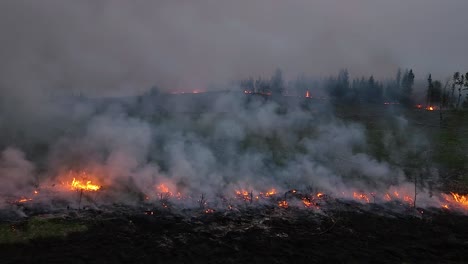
[1,0,467,95]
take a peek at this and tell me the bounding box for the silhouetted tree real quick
[426,74,433,106]
[396,68,402,90]
[270,68,285,96]
[400,69,415,106]
[384,69,403,102]
[326,69,350,101]
[365,76,383,103]
[454,72,465,109]
[432,80,442,106]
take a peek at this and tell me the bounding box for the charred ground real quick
[1,203,467,264]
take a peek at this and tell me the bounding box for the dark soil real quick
[1,205,467,264]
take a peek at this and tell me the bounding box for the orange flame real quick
[353,192,370,203]
[450,192,468,207]
[265,189,277,197]
[235,189,252,201]
[17,197,33,203]
[157,184,172,195]
[384,193,392,201]
[302,198,312,208]
[278,200,289,208]
[70,178,100,191]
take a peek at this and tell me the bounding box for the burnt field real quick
[1,203,468,264]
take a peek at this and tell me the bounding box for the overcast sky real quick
[1,0,467,96]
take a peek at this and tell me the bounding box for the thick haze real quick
[1,0,467,96]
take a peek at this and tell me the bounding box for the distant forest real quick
[238,68,468,109]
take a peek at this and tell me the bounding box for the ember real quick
[205,208,215,214]
[264,188,277,197]
[235,190,252,202]
[302,197,312,208]
[157,184,172,196]
[278,200,289,208]
[17,197,33,203]
[353,192,370,203]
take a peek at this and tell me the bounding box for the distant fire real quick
[305,90,311,98]
[278,200,289,208]
[264,189,277,197]
[170,89,206,95]
[353,192,370,203]
[157,184,171,195]
[17,197,33,203]
[415,104,437,111]
[235,189,252,202]
[302,197,312,208]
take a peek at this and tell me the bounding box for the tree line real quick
[239,68,468,109]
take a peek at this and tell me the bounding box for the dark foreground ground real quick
[1,204,467,264]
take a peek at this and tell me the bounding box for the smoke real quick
[0,148,36,197]
[1,0,467,97]
[0,1,456,209]
[0,90,437,209]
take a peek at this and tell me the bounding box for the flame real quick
[157,184,172,195]
[382,191,414,206]
[302,198,312,208]
[278,200,289,208]
[449,193,468,207]
[70,178,100,191]
[235,189,251,201]
[205,208,215,214]
[34,190,39,195]
[305,90,311,98]
[235,190,249,196]
[17,197,33,203]
[353,192,370,203]
[384,193,392,201]
[403,195,414,205]
[265,189,277,197]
